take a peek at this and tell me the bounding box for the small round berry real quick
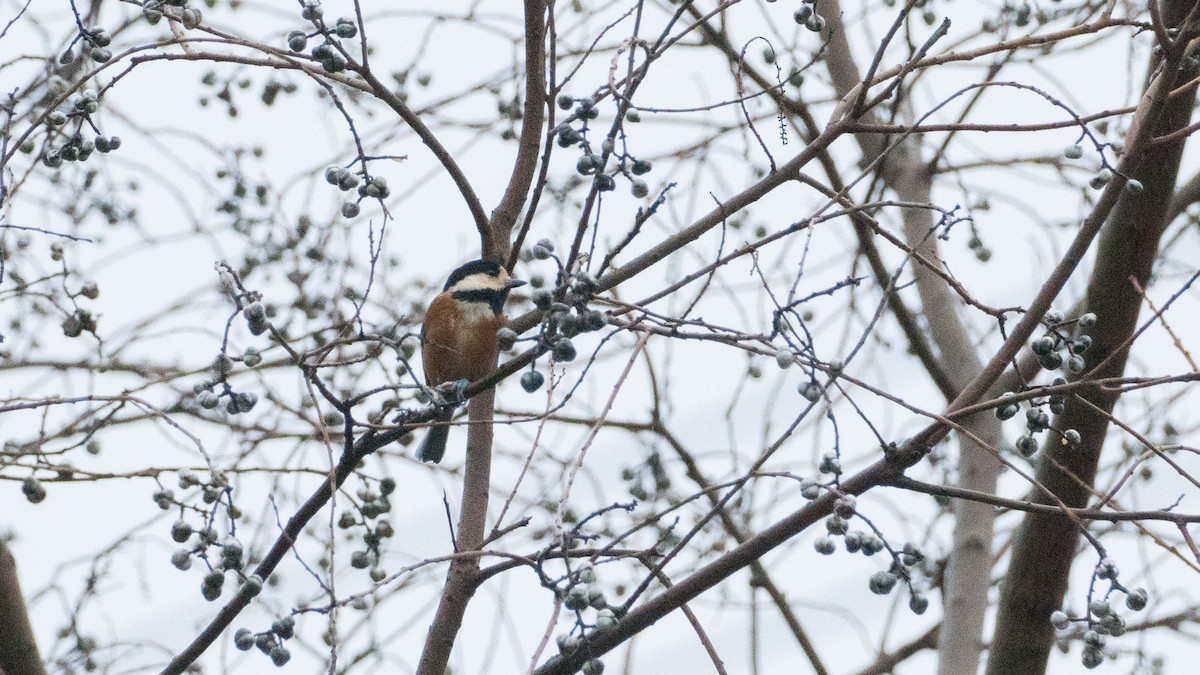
[170,520,193,543]
[1090,598,1111,617]
[825,515,849,535]
[556,634,579,654]
[814,536,836,555]
[243,347,262,368]
[630,159,652,176]
[1072,335,1093,354]
[800,381,821,402]
[1125,178,1143,194]
[496,327,518,350]
[335,18,358,39]
[576,154,601,176]
[630,179,649,198]
[775,349,794,369]
[287,30,308,52]
[338,172,360,191]
[201,572,225,601]
[582,658,605,675]
[181,7,202,29]
[22,477,47,504]
[1089,169,1113,190]
[552,338,577,363]
[1078,312,1097,328]
[819,453,841,475]
[834,495,856,519]
[300,3,323,21]
[1050,610,1070,629]
[322,54,347,73]
[1016,435,1037,457]
[1067,354,1086,374]
[909,593,929,615]
[350,551,370,569]
[800,478,821,500]
[868,571,898,595]
[1064,144,1084,159]
[900,543,924,566]
[198,390,219,409]
[582,311,607,332]
[844,531,864,553]
[1063,429,1081,445]
[995,402,1019,420]
[1125,587,1148,611]
[1040,351,1063,370]
[595,608,617,628]
[1101,612,1125,636]
[90,47,112,63]
[862,536,885,556]
[520,370,545,392]
[234,628,255,651]
[269,646,291,666]
[341,201,360,218]
[794,4,814,23]
[241,574,264,597]
[1081,646,1103,669]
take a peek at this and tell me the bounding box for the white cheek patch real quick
[456,272,506,292]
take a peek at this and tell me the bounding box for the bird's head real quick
[444,259,526,305]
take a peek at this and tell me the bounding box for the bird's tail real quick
[416,410,452,463]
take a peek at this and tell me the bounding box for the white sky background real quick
[2,0,1199,673]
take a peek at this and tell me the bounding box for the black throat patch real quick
[451,288,509,314]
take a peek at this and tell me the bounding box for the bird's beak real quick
[506,278,527,289]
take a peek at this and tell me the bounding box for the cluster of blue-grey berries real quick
[142,1,204,30]
[555,95,653,199]
[506,239,609,393]
[41,90,122,169]
[234,617,296,667]
[1050,557,1148,669]
[60,262,100,338]
[993,311,1096,457]
[809,488,933,615]
[323,164,389,219]
[792,0,826,32]
[286,3,359,74]
[1063,143,1143,194]
[775,344,843,403]
[337,476,397,583]
[60,24,115,64]
[544,563,612,674]
[192,300,267,414]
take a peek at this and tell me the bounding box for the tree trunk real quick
[987,5,1199,671]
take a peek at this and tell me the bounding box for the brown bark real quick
[0,539,47,675]
[986,5,1199,672]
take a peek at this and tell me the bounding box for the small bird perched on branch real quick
[417,259,525,463]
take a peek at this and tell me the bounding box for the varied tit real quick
[417,259,526,463]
